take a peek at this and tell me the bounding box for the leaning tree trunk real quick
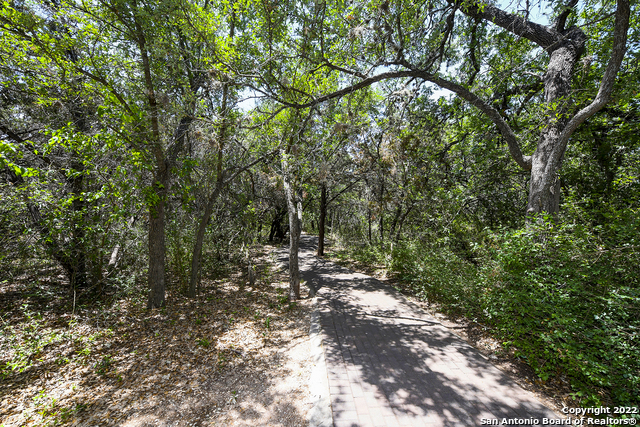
[187,82,229,298]
[188,180,227,298]
[188,190,218,298]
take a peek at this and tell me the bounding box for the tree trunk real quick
[282,152,301,301]
[69,161,87,290]
[526,40,582,217]
[186,152,267,297]
[394,205,412,242]
[147,173,168,308]
[367,207,372,244]
[378,181,384,243]
[187,80,230,298]
[269,207,285,241]
[317,183,327,256]
[188,187,221,298]
[5,166,82,290]
[389,204,401,242]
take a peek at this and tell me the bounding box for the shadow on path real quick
[280,235,563,427]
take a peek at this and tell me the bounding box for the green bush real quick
[481,214,639,406]
[345,209,639,407]
[389,242,482,317]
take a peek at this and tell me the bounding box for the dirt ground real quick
[1,247,314,427]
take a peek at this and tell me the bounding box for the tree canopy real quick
[1,0,639,412]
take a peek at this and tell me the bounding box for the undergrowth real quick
[336,210,640,410]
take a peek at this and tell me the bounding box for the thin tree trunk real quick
[317,183,327,256]
[379,181,384,243]
[70,161,87,290]
[282,152,300,301]
[188,187,220,298]
[394,205,413,242]
[187,82,229,297]
[389,204,401,242]
[269,208,285,241]
[367,207,372,244]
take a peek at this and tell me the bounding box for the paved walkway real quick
[283,235,562,427]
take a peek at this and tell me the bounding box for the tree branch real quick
[554,0,579,32]
[543,0,630,189]
[278,66,532,170]
[453,0,558,49]
[416,72,531,170]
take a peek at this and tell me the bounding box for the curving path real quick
[279,235,562,427]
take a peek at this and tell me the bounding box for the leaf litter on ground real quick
[1,245,314,426]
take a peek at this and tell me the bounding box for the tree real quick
[1,0,230,307]
[1,1,141,292]
[261,0,632,217]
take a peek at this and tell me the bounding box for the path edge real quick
[307,296,333,427]
[271,244,333,427]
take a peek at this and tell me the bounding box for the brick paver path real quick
[291,235,562,427]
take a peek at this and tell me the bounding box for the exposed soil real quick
[2,237,579,427]
[0,246,314,427]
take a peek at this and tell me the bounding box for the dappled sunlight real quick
[291,235,562,426]
[0,253,313,427]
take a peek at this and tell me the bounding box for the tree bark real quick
[187,152,269,297]
[187,78,230,298]
[394,204,413,242]
[69,163,87,289]
[367,206,372,244]
[147,172,168,308]
[5,167,79,286]
[317,183,327,256]
[282,151,301,301]
[1,125,88,290]
[389,204,401,240]
[269,207,286,241]
[378,181,384,243]
[281,0,630,218]
[526,32,585,216]
[188,186,220,298]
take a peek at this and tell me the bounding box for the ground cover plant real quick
[1,0,638,424]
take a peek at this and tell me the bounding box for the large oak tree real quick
[254,0,632,217]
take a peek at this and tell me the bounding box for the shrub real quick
[345,209,639,407]
[389,242,482,317]
[480,214,639,406]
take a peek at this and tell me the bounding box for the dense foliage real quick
[1,0,638,414]
[343,211,639,407]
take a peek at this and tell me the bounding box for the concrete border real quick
[272,243,333,426]
[307,297,333,427]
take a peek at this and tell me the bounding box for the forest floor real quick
[0,246,314,427]
[323,244,570,417]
